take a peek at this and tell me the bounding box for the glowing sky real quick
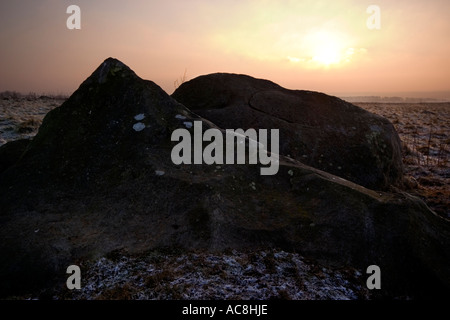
[1,0,449,97]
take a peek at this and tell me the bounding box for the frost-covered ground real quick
[51,249,370,300]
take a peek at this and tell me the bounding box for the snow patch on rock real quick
[134,114,145,121]
[133,122,146,132]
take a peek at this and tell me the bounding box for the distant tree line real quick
[341,96,449,103]
[0,91,69,100]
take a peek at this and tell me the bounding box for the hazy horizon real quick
[1,0,449,97]
[2,85,450,102]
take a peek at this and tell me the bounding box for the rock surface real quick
[172,73,403,190]
[0,138,30,174]
[0,58,449,299]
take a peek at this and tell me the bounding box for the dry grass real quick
[355,102,449,218]
[173,69,188,90]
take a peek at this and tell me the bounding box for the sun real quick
[282,30,354,68]
[312,42,341,65]
[284,30,354,68]
[309,31,345,66]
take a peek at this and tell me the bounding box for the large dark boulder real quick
[172,73,403,190]
[0,58,448,299]
[0,139,30,174]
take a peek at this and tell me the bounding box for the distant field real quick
[0,92,66,145]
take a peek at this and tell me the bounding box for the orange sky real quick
[1,0,449,98]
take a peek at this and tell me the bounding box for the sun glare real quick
[309,31,346,67]
[312,43,341,65]
[283,30,357,69]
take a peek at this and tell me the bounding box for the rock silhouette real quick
[0,58,449,298]
[172,73,403,190]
